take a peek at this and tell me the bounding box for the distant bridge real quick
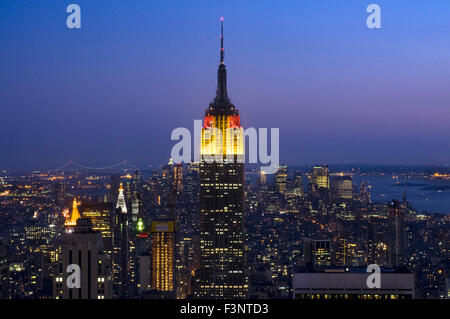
[54,160,139,172]
[0,189,52,198]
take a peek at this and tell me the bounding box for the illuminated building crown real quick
[116,182,127,213]
[65,198,81,226]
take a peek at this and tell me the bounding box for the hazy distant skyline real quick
[1,0,450,170]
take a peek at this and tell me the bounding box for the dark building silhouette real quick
[303,239,332,267]
[0,240,8,298]
[388,200,405,267]
[54,218,112,299]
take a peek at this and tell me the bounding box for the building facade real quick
[54,218,112,299]
[293,267,414,299]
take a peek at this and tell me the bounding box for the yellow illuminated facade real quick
[151,220,175,292]
[312,165,330,189]
[64,198,81,227]
[80,202,114,257]
[201,114,244,160]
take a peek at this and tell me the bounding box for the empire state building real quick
[195,18,247,298]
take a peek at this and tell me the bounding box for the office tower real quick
[312,165,330,189]
[249,265,276,299]
[23,223,58,297]
[303,239,332,267]
[129,190,144,297]
[292,173,303,196]
[388,200,405,267]
[334,238,359,267]
[162,159,175,193]
[367,217,388,265]
[176,236,198,299]
[109,174,121,203]
[173,163,183,193]
[54,218,112,299]
[64,198,81,232]
[132,171,143,194]
[335,238,348,267]
[275,166,288,194]
[196,19,247,298]
[138,253,151,293]
[113,209,129,298]
[53,182,67,209]
[293,267,414,299]
[112,184,130,298]
[151,220,175,293]
[135,218,151,295]
[331,176,353,199]
[0,240,8,298]
[80,202,114,260]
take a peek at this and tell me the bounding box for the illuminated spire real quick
[116,183,127,214]
[220,17,224,65]
[214,17,229,106]
[65,198,81,226]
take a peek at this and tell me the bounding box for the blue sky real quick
[1,1,450,170]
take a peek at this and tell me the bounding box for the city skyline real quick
[2,1,450,170]
[0,2,449,302]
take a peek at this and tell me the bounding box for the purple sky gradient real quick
[1,0,450,170]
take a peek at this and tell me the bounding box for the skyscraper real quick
[151,220,176,293]
[275,166,288,195]
[312,165,330,189]
[331,176,353,200]
[367,217,388,266]
[113,184,129,298]
[303,239,332,267]
[116,183,128,214]
[54,218,112,299]
[80,202,114,256]
[388,200,405,267]
[0,240,8,299]
[109,174,121,204]
[196,19,247,298]
[53,182,67,209]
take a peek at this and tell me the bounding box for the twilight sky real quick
[1,0,450,170]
